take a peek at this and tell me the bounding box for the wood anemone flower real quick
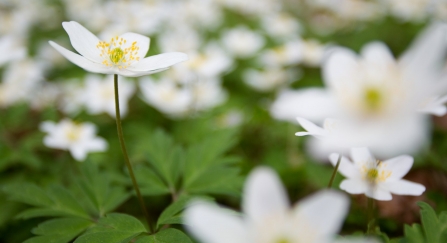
[49,21,188,77]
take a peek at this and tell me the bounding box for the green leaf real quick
[74,213,147,243]
[156,195,212,228]
[23,217,93,243]
[135,166,171,196]
[182,130,242,197]
[419,202,442,243]
[145,129,184,188]
[402,202,447,243]
[3,183,53,207]
[404,224,425,243]
[134,228,192,243]
[47,185,90,219]
[76,163,130,216]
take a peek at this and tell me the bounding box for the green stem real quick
[114,74,153,233]
[327,154,341,189]
[367,197,375,235]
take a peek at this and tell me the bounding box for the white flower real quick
[258,40,303,68]
[49,21,188,77]
[329,147,426,201]
[0,58,43,107]
[82,75,135,118]
[0,35,26,66]
[185,167,355,243]
[221,26,265,58]
[243,67,297,92]
[260,12,302,40]
[139,77,192,117]
[191,78,228,111]
[40,119,108,161]
[271,23,447,159]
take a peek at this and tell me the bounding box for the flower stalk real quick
[327,154,341,188]
[114,74,153,232]
[367,197,375,235]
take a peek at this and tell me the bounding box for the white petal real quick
[49,41,113,74]
[70,146,88,161]
[62,21,102,63]
[340,179,368,194]
[361,42,395,67]
[382,179,425,196]
[323,47,359,90]
[119,32,150,60]
[127,52,188,72]
[292,190,349,236]
[418,95,447,116]
[270,88,338,123]
[350,147,375,167]
[382,155,413,180]
[116,67,169,77]
[296,117,327,138]
[184,201,249,243]
[85,138,108,152]
[43,137,68,150]
[399,22,447,79]
[329,153,359,179]
[365,187,392,201]
[40,121,56,133]
[243,167,289,223]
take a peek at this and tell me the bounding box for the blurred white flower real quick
[83,75,135,118]
[139,77,192,117]
[158,26,202,54]
[0,58,43,107]
[0,35,26,66]
[49,21,188,77]
[271,23,447,159]
[186,43,233,78]
[40,119,108,161]
[301,39,327,67]
[261,12,302,40]
[221,26,265,58]
[243,67,297,92]
[185,167,353,243]
[388,0,429,22]
[191,78,228,111]
[258,40,303,68]
[329,147,425,201]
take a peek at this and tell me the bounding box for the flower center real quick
[364,87,382,111]
[97,36,140,69]
[276,238,291,243]
[110,47,124,64]
[362,160,392,184]
[366,168,379,181]
[65,125,81,142]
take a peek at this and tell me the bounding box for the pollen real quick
[96,36,140,68]
[362,160,392,184]
[364,87,382,111]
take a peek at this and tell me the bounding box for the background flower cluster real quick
[1,0,447,242]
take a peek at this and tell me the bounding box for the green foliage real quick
[134,228,192,243]
[135,128,243,198]
[402,202,447,243]
[2,163,131,243]
[24,218,93,243]
[74,213,146,243]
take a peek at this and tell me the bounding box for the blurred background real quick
[1,0,447,241]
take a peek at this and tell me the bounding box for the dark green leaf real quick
[134,228,192,243]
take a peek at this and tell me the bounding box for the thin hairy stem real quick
[328,154,341,189]
[367,197,375,235]
[114,74,153,232]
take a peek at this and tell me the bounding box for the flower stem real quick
[327,154,341,189]
[114,74,153,232]
[367,197,375,235]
